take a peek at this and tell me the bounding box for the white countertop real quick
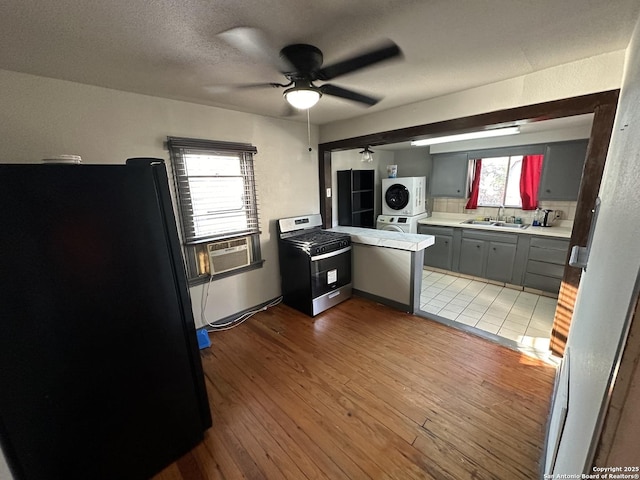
[418,213,573,239]
[328,226,435,252]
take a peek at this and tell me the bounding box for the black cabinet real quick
[337,169,375,228]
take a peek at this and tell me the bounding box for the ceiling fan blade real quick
[205,82,287,95]
[319,84,380,106]
[316,41,402,81]
[218,27,293,73]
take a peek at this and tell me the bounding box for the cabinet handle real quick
[493,247,496,251]
[476,245,480,249]
[546,189,551,193]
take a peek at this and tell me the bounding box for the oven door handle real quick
[310,245,352,262]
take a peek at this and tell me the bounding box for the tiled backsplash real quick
[432,198,578,221]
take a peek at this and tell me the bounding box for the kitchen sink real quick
[461,219,529,229]
[492,222,529,229]
[462,220,495,225]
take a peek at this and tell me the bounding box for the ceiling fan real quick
[216,27,403,110]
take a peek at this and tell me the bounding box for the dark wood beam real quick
[550,99,618,356]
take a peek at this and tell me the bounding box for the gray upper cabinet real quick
[430,152,469,198]
[538,140,589,201]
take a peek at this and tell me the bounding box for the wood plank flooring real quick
[152,296,556,480]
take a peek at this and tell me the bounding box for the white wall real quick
[0,69,319,330]
[320,50,625,143]
[550,13,640,474]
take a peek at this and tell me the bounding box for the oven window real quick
[310,254,351,297]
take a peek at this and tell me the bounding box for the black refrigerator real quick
[0,160,212,480]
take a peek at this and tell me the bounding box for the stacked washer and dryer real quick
[376,176,430,233]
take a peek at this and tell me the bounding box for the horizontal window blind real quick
[168,137,260,245]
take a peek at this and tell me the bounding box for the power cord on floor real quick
[206,296,283,332]
[200,274,283,332]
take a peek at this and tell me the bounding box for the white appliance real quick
[376,213,429,233]
[382,176,426,216]
[207,237,251,274]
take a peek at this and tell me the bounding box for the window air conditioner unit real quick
[207,237,251,275]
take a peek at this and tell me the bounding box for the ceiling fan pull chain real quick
[307,109,312,152]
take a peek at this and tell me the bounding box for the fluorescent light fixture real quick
[410,127,520,146]
[284,86,321,109]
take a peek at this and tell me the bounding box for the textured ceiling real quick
[1,0,638,125]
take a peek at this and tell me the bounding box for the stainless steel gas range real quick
[277,214,352,316]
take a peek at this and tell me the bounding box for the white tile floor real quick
[419,268,557,354]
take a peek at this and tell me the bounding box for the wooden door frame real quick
[318,90,620,357]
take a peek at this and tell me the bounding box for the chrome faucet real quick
[497,205,505,222]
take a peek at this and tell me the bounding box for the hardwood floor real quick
[152,296,556,480]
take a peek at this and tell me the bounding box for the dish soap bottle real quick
[532,208,541,226]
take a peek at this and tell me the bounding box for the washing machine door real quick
[381,224,405,232]
[384,184,410,211]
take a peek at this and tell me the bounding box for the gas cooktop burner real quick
[284,229,351,256]
[287,230,347,245]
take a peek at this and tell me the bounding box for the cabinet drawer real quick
[419,225,455,236]
[524,272,562,293]
[528,246,568,265]
[462,229,518,244]
[526,260,565,278]
[530,236,570,251]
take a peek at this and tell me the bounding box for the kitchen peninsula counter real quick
[328,226,435,251]
[328,226,435,314]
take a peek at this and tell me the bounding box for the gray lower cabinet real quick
[419,223,568,292]
[523,236,570,293]
[486,241,517,283]
[418,226,455,270]
[459,230,519,282]
[459,237,486,277]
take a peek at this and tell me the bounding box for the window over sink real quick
[477,156,523,207]
[467,154,544,210]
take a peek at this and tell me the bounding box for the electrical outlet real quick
[555,210,562,219]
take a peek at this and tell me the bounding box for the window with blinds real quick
[167,137,262,281]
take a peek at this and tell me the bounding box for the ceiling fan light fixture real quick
[359,146,374,162]
[284,86,321,109]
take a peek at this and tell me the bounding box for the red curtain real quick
[519,155,544,210]
[465,159,482,209]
